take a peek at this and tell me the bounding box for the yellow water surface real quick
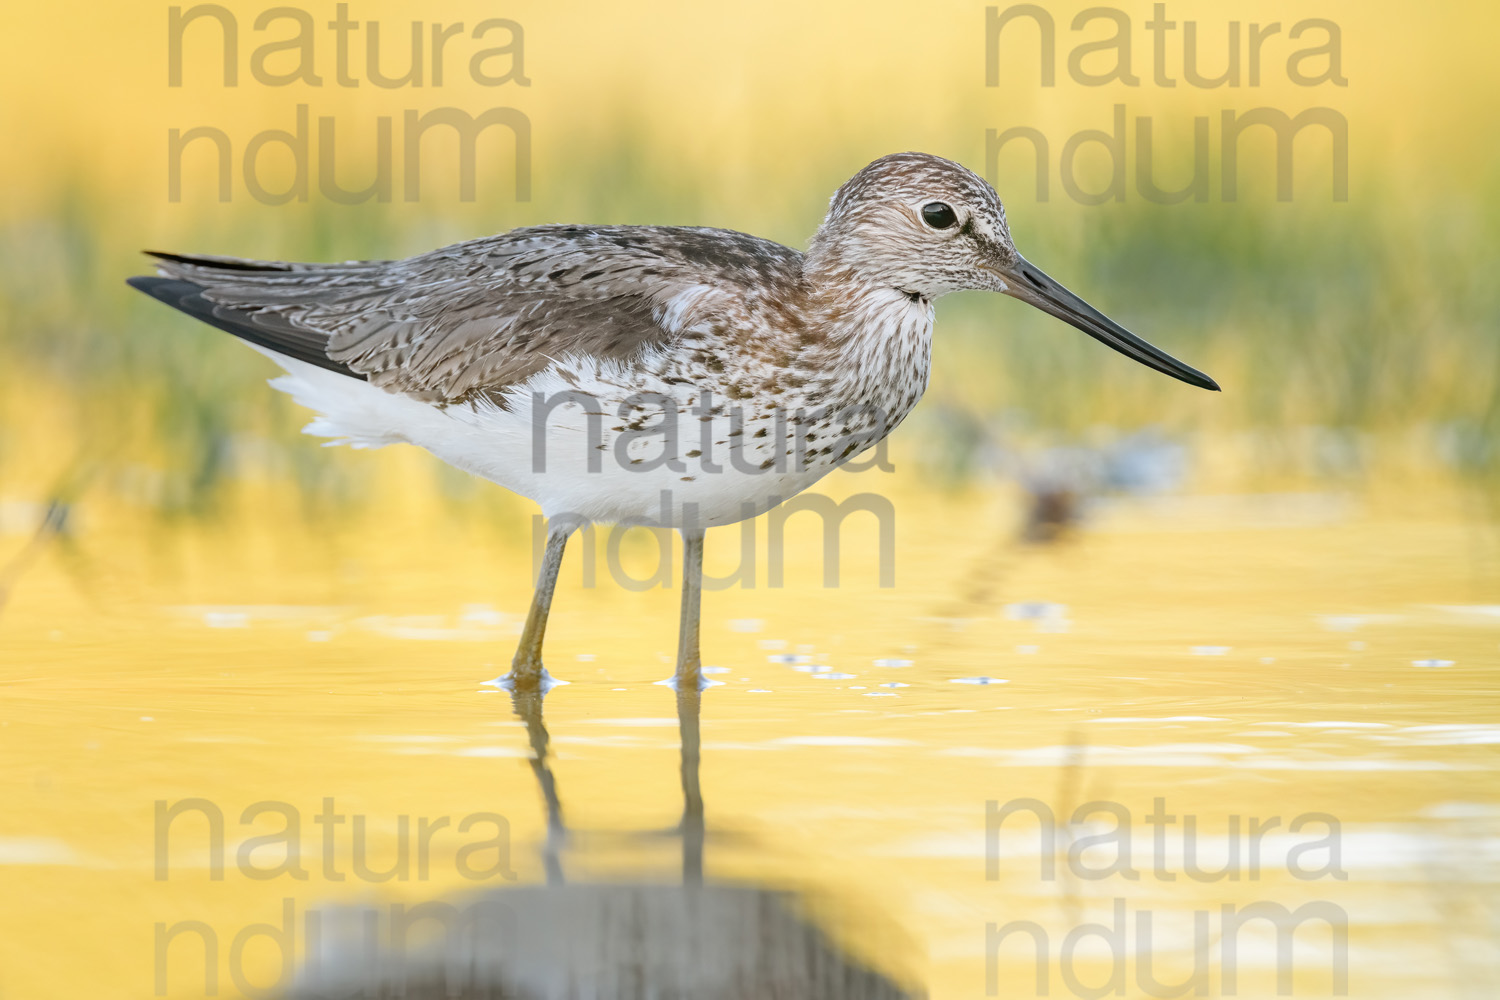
[2,474,1497,998]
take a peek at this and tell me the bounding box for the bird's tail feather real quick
[252,347,405,450]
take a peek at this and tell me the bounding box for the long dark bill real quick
[997,257,1220,392]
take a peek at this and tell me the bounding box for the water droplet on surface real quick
[1005,601,1067,621]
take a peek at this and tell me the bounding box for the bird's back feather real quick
[129,227,805,405]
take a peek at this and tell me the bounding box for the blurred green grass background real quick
[1,0,1497,529]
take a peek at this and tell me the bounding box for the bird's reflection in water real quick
[511,682,569,888]
[282,679,920,999]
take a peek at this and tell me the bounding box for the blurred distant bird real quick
[1016,431,1189,543]
[128,152,1217,692]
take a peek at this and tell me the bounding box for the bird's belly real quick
[263,350,867,528]
[428,393,847,529]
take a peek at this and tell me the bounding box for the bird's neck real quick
[796,268,935,421]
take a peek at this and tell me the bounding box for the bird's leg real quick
[676,674,705,885]
[504,525,571,694]
[674,529,705,689]
[674,528,707,882]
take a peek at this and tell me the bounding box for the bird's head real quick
[808,152,1219,391]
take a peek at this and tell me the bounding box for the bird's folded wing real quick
[143,225,798,404]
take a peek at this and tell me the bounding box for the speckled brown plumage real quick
[128,152,1216,689]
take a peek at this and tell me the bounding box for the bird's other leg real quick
[674,528,707,882]
[676,673,704,885]
[503,524,572,695]
[674,528,705,689]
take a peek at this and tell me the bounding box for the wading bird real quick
[129,152,1217,693]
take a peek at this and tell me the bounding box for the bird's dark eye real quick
[921,202,958,229]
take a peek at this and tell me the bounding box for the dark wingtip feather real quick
[125,273,365,381]
[127,274,186,298]
[143,249,296,272]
